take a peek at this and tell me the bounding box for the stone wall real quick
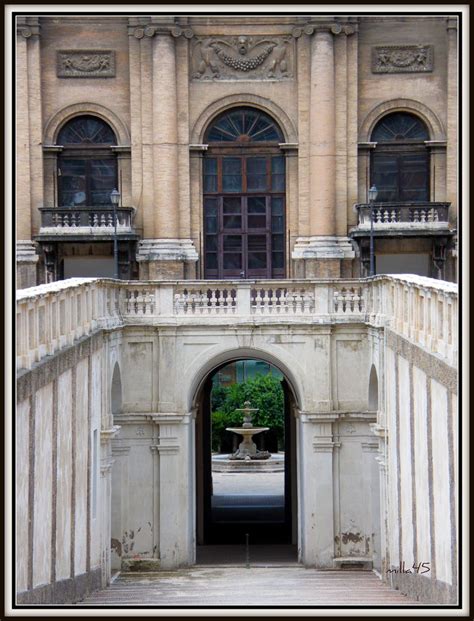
[382,330,457,604]
[15,331,120,604]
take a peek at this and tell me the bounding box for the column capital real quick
[17,17,41,39]
[131,24,194,39]
[292,22,356,38]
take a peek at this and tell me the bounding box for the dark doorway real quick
[195,359,297,553]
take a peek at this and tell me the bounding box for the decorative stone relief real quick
[372,45,433,74]
[191,36,294,80]
[57,50,115,78]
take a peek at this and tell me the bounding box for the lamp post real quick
[368,185,378,277]
[110,188,120,279]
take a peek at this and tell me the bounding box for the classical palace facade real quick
[16,13,458,288]
[14,12,460,609]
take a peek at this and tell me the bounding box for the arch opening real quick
[194,356,298,563]
[111,362,122,416]
[368,364,379,412]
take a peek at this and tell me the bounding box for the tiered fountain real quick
[212,401,284,472]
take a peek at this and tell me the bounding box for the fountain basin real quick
[212,453,285,473]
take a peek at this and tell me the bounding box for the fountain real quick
[226,401,271,461]
[212,400,284,472]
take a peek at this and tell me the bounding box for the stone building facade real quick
[16,13,458,288]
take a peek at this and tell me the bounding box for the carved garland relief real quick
[191,35,294,80]
[372,45,434,74]
[57,50,116,78]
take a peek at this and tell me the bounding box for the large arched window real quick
[203,107,286,279]
[370,112,430,202]
[57,115,117,207]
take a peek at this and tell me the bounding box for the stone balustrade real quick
[355,202,450,229]
[38,206,136,235]
[16,275,458,370]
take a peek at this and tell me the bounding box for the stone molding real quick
[57,50,115,78]
[44,102,131,145]
[136,239,199,262]
[100,426,121,444]
[372,45,433,74]
[359,98,445,142]
[292,236,356,260]
[16,240,39,263]
[191,93,298,143]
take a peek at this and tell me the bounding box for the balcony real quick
[351,202,451,237]
[36,206,138,241]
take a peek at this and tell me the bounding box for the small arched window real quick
[370,112,430,203]
[205,108,284,143]
[57,115,117,207]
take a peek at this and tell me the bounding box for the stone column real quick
[292,25,355,277]
[134,24,198,280]
[16,18,42,288]
[298,412,338,567]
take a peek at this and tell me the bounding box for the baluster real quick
[302,292,312,313]
[254,289,262,313]
[383,209,389,223]
[262,290,270,313]
[412,209,419,222]
[209,289,218,313]
[420,209,427,223]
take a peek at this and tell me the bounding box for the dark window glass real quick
[58,115,117,145]
[206,253,218,269]
[247,157,267,191]
[222,158,242,192]
[272,234,284,251]
[204,158,218,191]
[371,112,429,142]
[370,112,429,203]
[206,235,217,251]
[223,197,241,213]
[223,235,242,251]
[58,116,117,206]
[272,252,284,269]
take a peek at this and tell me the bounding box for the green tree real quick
[210,374,285,451]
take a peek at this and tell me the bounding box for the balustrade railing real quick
[355,202,450,228]
[16,276,457,370]
[38,206,135,233]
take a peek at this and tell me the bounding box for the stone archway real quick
[192,352,300,561]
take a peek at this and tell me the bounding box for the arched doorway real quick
[194,356,298,562]
[203,107,286,279]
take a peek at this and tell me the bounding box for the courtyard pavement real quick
[78,566,421,607]
[212,471,284,495]
[78,473,421,608]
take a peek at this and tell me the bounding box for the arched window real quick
[203,107,285,279]
[57,115,117,207]
[370,112,430,203]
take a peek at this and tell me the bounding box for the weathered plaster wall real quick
[15,333,117,604]
[383,329,457,604]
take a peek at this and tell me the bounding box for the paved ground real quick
[78,565,421,607]
[212,471,284,495]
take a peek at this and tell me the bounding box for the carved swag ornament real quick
[192,35,293,80]
[57,50,116,78]
[372,45,433,74]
